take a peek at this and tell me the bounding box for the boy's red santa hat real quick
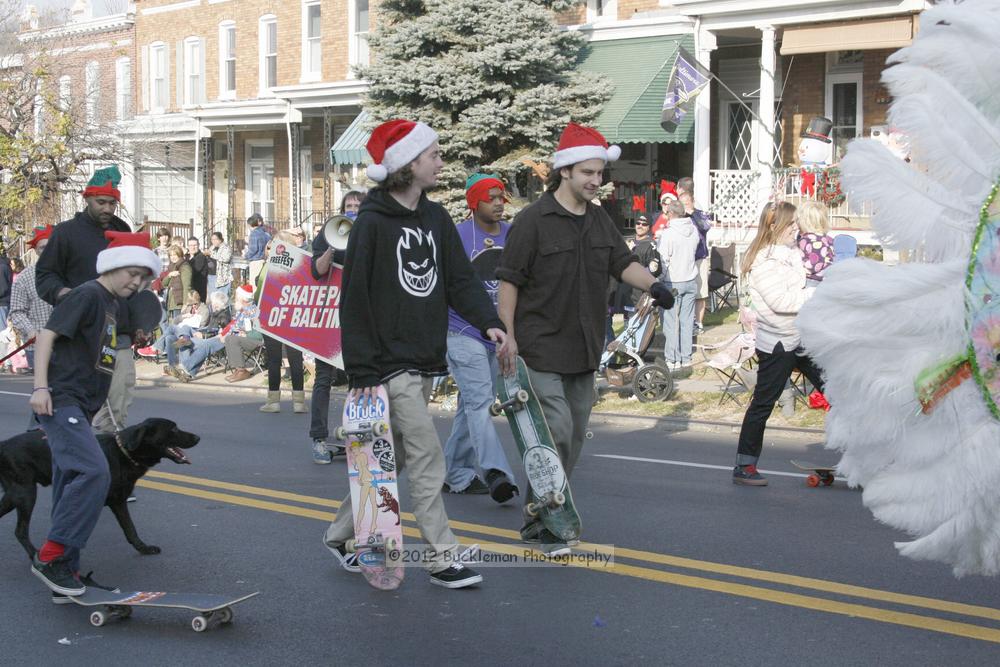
[27,225,54,249]
[365,119,438,182]
[659,180,678,203]
[96,231,160,276]
[551,122,621,170]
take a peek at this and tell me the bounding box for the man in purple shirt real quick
[442,174,519,503]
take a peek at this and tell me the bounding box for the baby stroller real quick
[598,293,674,402]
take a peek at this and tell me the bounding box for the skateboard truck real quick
[489,390,530,417]
[524,490,566,519]
[334,420,390,442]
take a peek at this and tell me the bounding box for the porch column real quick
[756,24,777,212]
[693,26,716,211]
[227,126,236,242]
[289,121,301,227]
[323,108,333,215]
[200,136,212,239]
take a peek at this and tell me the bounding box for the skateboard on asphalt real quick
[491,356,582,543]
[334,386,404,590]
[790,460,838,488]
[68,589,259,632]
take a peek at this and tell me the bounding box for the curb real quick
[136,377,825,439]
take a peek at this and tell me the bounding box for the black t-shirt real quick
[45,280,118,418]
[187,252,209,301]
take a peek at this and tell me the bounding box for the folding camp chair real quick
[695,332,757,407]
[708,244,738,312]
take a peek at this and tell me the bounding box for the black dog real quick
[0,417,199,560]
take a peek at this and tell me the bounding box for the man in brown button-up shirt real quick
[495,123,675,554]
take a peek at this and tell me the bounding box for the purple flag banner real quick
[661,47,712,133]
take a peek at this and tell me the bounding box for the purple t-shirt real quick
[448,218,510,349]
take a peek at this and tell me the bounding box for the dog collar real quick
[114,432,140,468]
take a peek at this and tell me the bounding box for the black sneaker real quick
[540,529,572,558]
[31,556,85,596]
[326,541,360,573]
[733,464,769,486]
[447,477,489,495]
[520,521,542,544]
[429,564,483,589]
[485,469,518,504]
[53,571,119,605]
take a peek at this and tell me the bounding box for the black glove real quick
[649,282,676,310]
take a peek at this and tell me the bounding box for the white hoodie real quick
[657,216,699,283]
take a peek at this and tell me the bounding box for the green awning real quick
[578,35,696,144]
[330,111,371,165]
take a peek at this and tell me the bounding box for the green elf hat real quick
[83,165,122,201]
[465,173,506,212]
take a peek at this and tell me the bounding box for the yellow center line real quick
[135,478,1000,644]
[145,470,1000,624]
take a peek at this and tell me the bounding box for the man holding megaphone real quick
[308,190,364,464]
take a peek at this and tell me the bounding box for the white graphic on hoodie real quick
[397,227,438,297]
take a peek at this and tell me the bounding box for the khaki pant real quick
[523,365,595,483]
[92,350,136,434]
[324,373,458,573]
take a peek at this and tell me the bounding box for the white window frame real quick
[58,75,71,112]
[301,1,321,82]
[246,139,276,221]
[825,71,863,161]
[85,60,99,124]
[115,57,131,121]
[149,41,169,113]
[258,15,278,96]
[348,0,369,75]
[183,36,204,106]
[218,21,236,100]
[586,0,617,21]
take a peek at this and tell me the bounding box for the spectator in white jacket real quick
[657,199,700,372]
[733,202,825,486]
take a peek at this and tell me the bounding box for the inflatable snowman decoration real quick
[797,116,834,196]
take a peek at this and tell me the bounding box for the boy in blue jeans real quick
[29,231,160,598]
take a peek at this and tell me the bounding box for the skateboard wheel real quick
[822,474,835,487]
[806,474,821,488]
[489,401,503,417]
[90,610,107,627]
[516,390,530,404]
[114,605,132,619]
[334,426,348,441]
[191,615,209,633]
[585,431,594,440]
[373,421,390,437]
[524,504,539,519]
[552,491,566,506]
[345,538,357,553]
[218,607,233,624]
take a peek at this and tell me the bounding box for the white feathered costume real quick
[797,0,1000,577]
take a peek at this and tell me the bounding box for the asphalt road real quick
[1,376,999,665]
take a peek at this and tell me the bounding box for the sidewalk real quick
[134,307,826,436]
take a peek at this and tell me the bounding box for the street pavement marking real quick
[140,472,1000,633]
[593,454,828,479]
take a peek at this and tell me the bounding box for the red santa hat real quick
[96,231,160,276]
[659,180,678,203]
[551,123,621,171]
[235,284,255,301]
[365,119,439,182]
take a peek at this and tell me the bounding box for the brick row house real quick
[14,1,139,229]
[555,0,928,245]
[127,0,371,248]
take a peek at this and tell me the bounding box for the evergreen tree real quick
[359,0,612,217]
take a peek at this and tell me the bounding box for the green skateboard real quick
[492,356,581,542]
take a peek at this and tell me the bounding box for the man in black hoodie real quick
[322,119,507,590]
[34,166,137,434]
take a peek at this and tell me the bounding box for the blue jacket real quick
[245,226,271,261]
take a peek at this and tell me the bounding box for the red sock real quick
[38,540,65,563]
